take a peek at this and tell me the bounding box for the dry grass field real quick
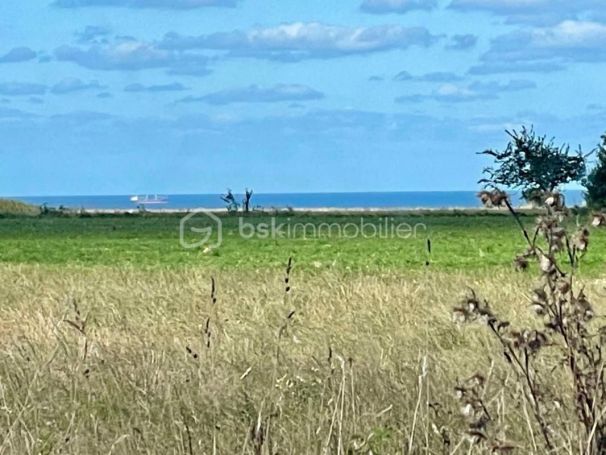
[2,263,606,454]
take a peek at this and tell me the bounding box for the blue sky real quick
[1,0,605,195]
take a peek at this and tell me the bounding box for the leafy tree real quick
[585,134,606,209]
[479,127,587,203]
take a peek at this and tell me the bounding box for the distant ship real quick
[129,195,169,205]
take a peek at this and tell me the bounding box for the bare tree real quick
[220,189,239,213]
[243,188,253,214]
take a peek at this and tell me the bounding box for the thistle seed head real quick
[539,254,555,275]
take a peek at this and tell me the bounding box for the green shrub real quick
[585,134,606,209]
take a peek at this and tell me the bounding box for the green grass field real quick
[2,211,606,453]
[1,211,605,272]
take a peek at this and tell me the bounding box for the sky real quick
[1,0,605,196]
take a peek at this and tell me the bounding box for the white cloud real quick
[56,40,173,70]
[178,84,324,105]
[125,82,188,92]
[449,0,604,24]
[51,78,105,94]
[0,47,37,63]
[394,71,463,82]
[160,22,439,60]
[468,61,565,74]
[396,79,536,103]
[481,20,606,66]
[435,83,479,100]
[76,25,111,43]
[55,38,210,75]
[451,0,548,11]
[446,34,478,50]
[531,20,606,48]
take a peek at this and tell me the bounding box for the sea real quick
[11,191,586,210]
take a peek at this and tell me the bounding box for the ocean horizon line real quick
[9,190,586,211]
[5,188,586,199]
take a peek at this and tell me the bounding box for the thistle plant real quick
[455,189,606,453]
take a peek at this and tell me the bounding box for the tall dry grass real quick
[1,264,606,453]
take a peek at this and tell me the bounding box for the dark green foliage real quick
[479,127,587,203]
[585,134,606,209]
